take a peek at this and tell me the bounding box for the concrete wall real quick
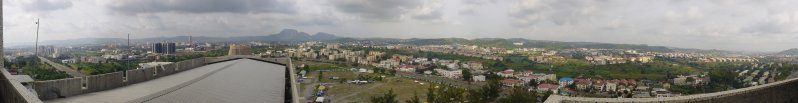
[32,78,82,100]
[1,69,43,103]
[28,57,209,100]
[545,77,798,103]
[24,56,291,101]
[126,69,148,85]
[84,72,124,93]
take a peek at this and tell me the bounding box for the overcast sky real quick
[3,0,798,51]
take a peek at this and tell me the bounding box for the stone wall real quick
[545,77,798,103]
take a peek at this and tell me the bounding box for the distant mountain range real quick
[17,28,794,54]
[778,48,798,55]
[31,29,342,46]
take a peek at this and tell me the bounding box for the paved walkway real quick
[38,56,85,77]
[45,59,242,103]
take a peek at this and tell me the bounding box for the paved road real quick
[38,56,85,77]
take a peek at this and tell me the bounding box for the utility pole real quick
[35,18,40,57]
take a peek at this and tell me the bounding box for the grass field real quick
[322,71,431,103]
[297,60,435,103]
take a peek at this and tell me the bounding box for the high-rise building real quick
[165,42,176,54]
[151,42,177,54]
[38,46,55,57]
[152,43,164,54]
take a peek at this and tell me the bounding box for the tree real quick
[371,89,399,103]
[528,81,539,87]
[462,69,473,82]
[426,85,437,102]
[468,80,502,103]
[318,71,324,81]
[406,91,421,103]
[497,87,537,103]
[434,86,465,103]
[686,77,696,83]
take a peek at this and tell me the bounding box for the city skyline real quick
[3,0,798,51]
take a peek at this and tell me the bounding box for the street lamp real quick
[35,18,40,57]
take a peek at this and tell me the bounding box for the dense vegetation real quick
[4,56,72,80]
[69,60,141,75]
[161,49,227,62]
[348,47,492,62]
[371,80,545,103]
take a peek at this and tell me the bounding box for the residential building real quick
[473,75,486,82]
[501,79,523,87]
[497,69,515,77]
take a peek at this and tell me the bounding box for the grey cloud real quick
[412,9,442,20]
[510,0,611,27]
[14,0,73,12]
[459,0,496,16]
[332,0,424,22]
[459,9,477,15]
[107,0,296,15]
[742,22,796,35]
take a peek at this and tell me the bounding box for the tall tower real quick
[188,36,193,48]
[127,33,130,48]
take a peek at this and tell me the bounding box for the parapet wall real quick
[29,56,292,101]
[1,69,43,103]
[545,77,798,103]
[31,58,207,100]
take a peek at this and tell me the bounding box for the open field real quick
[324,72,431,103]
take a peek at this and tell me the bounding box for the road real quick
[38,56,85,77]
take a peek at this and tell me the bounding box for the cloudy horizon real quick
[3,0,798,52]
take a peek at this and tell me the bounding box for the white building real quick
[473,75,486,82]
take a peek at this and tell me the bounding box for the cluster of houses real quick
[584,55,653,65]
[527,51,567,64]
[493,69,558,90]
[535,48,655,65]
[653,52,758,63]
[288,43,489,80]
[736,63,784,87]
[493,68,703,98]
[383,44,505,60]
[376,54,485,79]
[697,57,758,62]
